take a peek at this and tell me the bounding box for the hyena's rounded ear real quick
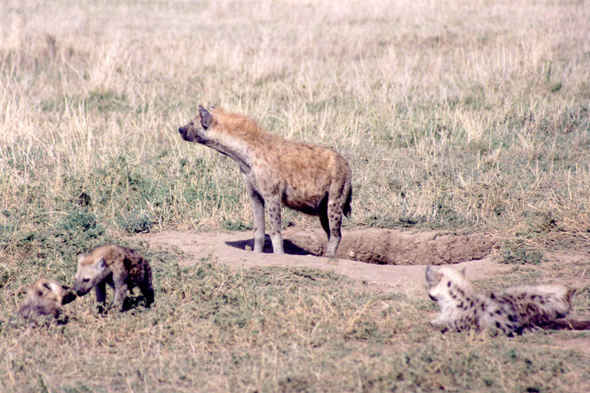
[425,266,441,286]
[95,256,106,271]
[198,105,213,129]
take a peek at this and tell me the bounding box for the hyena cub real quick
[75,244,154,312]
[425,266,579,335]
[18,278,76,322]
[179,106,352,257]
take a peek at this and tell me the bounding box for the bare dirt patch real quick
[282,228,499,265]
[135,228,505,293]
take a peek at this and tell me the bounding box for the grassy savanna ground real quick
[1,0,590,391]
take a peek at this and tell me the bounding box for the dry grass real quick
[1,0,590,391]
[2,251,590,392]
[2,0,590,241]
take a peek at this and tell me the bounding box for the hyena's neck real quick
[207,136,255,173]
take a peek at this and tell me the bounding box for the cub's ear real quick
[566,288,576,303]
[459,268,466,277]
[198,105,213,129]
[425,266,441,286]
[95,256,106,272]
[77,253,86,264]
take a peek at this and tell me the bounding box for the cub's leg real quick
[95,281,107,312]
[113,283,128,312]
[140,265,155,307]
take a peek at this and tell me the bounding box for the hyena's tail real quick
[343,187,352,218]
[541,319,590,330]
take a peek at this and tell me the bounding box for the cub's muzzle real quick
[74,285,91,297]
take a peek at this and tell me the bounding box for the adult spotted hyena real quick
[179,106,352,257]
[18,278,76,322]
[425,266,589,335]
[74,244,154,312]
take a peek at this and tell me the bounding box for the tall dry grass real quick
[1,0,589,240]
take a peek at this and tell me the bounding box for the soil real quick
[135,228,509,293]
[135,228,590,295]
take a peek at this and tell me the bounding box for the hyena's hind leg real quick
[324,179,352,258]
[139,263,155,307]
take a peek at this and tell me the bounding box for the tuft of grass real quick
[500,245,544,265]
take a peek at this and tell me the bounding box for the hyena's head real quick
[178,105,217,144]
[74,254,110,296]
[18,278,76,320]
[425,266,469,302]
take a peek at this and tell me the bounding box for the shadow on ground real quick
[226,235,312,256]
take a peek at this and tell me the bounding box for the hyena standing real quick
[179,106,352,257]
[18,278,76,321]
[425,266,589,335]
[74,244,154,312]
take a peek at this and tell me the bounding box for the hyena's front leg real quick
[95,281,107,313]
[266,196,284,254]
[245,181,265,253]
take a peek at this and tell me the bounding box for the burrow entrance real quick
[226,228,499,265]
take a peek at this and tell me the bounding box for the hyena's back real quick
[495,284,575,327]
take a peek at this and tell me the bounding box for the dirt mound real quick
[135,228,503,293]
[226,228,499,265]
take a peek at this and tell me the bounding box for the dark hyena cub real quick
[18,278,76,322]
[74,244,154,312]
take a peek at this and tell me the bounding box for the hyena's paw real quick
[429,320,449,332]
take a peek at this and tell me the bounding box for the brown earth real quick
[134,228,506,293]
[135,228,590,295]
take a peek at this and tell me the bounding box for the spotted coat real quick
[425,266,575,335]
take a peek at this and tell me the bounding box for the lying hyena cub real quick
[425,266,580,335]
[18,278,76,322]
[75,244,154,312]
[179,106,352,257]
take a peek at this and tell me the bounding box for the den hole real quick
[226,229,499,265]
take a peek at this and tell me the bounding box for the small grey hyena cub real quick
[74,244,154,312]
[18,278,76,323]
[425,266,583,335]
